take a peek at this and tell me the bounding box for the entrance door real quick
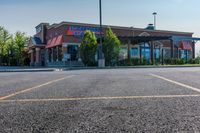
[67,45,79,61]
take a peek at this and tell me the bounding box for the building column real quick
[161,48,164,65]
[35,47,41,66]
[46,49,49,63]
[56,46,59,61]
[30,49,34,66]
[150,41,154,65]
[139,45,142,63]
[51,48,54,62]
[170,39,174,58]
[192,41,195,59]
[177,47,179,59]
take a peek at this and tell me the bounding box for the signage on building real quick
[66,26,102,36]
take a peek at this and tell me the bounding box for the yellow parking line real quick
[0,75,75,100]
[149,73,200,93]
[0,94,200,103]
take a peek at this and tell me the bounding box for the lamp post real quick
[98,0,105,67]
[153,12,157,30]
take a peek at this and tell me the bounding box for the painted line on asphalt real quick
[0,94,200,103]
[149,73,200,93]
[0,75,75,100]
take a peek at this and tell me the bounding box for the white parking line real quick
[0,75,75,100]
[0,94,200,103]
[149,73,200,93]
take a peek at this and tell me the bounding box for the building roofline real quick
[45,21,193,35]
[35,23,50,28]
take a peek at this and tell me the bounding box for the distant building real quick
[28,21,197,67]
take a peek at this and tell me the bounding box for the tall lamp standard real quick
[153,12,157,30]
[98,0,105,67]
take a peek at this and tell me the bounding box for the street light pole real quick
[98,0,105,67]
[153,12,157,30]
[99,0,103,59]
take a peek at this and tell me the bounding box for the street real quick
[1,67,200,132]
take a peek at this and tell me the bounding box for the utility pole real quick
[98,0,105,67]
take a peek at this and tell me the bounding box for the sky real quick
[0,0,200,53]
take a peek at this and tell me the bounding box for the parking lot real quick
[1,67,200,132]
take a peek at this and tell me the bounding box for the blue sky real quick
[0,0,200,53]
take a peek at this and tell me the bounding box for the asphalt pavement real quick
[1,67,200,132]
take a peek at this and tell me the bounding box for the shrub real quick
[164,58,185,65]
[118,58,150,66]
[188,57,200,64]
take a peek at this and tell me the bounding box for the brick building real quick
[28,21,198,67]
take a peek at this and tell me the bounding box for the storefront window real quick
[68,45,79,61]
[131,48,138,57]
[58,46,63,61]
[141,43,150,60]
[180,50,190,60]
[155,48,160,59]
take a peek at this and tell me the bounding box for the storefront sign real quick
[67,26,102,36]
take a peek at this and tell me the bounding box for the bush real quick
[118,58,150,66]
[188,57,200,64]
[177,58,185,65]
[164,58,185,65]
[118,57,200,66]
[195,57,200,64]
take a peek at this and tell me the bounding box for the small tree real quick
[80,30,98,66]
[103,27,120,66]
[0,27,10,65]
[14,31,28,65]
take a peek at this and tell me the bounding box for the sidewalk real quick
[0,65,200,72]
[0,66,60,72]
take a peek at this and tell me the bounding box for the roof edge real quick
[45,21,193,35]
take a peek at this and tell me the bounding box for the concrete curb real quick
[0,65,200,72]
[61,65,200,71]
[0,69,56,73]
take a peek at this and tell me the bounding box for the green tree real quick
[103,27,121,66]
[5,36,17,66]
[80,30,98,66]
[0,27,10,65]
[14,31,28,65]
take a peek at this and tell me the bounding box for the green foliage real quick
[0,27,10,55]
[164,58,185,65]
[188,57,200,64]
[0,26,29,66]
[103,27,121,66]
[118,58,149,66]
[80,30,98,66]
[14,31,29,65]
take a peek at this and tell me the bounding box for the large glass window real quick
[141,43,150,60]
[155,48,160,59]
[131,48,139,57]
[180,50,190,60]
